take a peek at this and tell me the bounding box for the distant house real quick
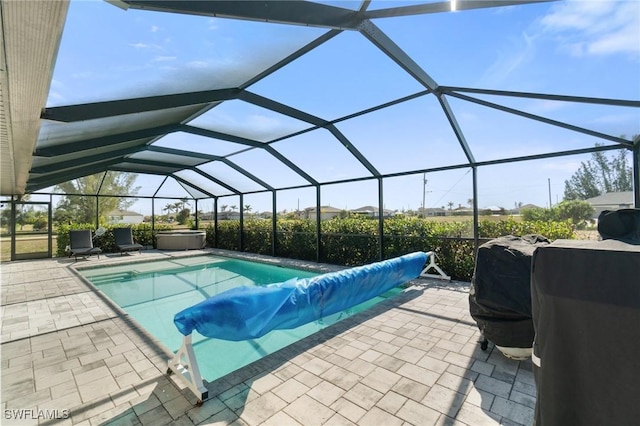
[585,191,634,219]
[304,206,343,221]
[350,205,396,218]
[482,205,506,215]
[106,209,144,225]
[452,207,473,216]
[218,211,241,220]
[419,207,446,217]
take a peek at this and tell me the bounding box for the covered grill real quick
[469,234,549,359]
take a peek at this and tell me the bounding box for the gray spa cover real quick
[531,239,640,426]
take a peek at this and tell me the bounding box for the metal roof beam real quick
[365,0,556,19]
[180,125,319,185]
[146,146,273,192]
[171,174,217,199]
[440,86,640,108]
[261,146,318,186]
[120,0,362,30]
[123,157,185,171]
[239,91,328,127]
[358,19,438,92]
[145,146,273,189]
[438,96,475,163]
[240,91,380,176]
[357,20,475,163]
[148,145,276,191]
[30,146,145,174]
[26,163,117,192]
[216,160,274,191]
[180,125,265,148]
[472,143,630,168]
[267,90,430,144]
[326,124,380,177]
[242,29,342,89]
[190,168,240,195]
[448,92,634,147]
[146,145,224,162]
[41,88,239,122]
[34,124,178,157]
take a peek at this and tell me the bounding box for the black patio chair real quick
[69,229,102,260]
[113,227,143,255]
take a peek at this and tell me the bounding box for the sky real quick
[35,0,640,215]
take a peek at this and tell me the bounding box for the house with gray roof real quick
[351,205,396,218]
[585,191,634,218]
[106,209,144,224]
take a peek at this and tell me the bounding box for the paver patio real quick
[1,249,535,425]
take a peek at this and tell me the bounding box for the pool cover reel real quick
[174,252,428,341]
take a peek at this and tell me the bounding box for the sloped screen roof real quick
[24,0,640,209]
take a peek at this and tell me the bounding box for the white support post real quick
[420,251,451,281]
[167,335,208,404]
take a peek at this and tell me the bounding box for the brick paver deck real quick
[1,250,535,425]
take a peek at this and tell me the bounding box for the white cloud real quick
[128,42,163,51]
[539,0,640,59]
[154,56,176,62]
[129,42,150,49]
[151,25,159,33]
[478,32,537,86]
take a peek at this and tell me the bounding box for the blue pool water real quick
[80,255,399,382]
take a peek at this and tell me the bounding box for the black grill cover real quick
[469,234,549,348]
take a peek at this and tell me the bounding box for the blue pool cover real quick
[174,252,427,341]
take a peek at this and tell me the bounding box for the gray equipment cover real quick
[531,239,640,426]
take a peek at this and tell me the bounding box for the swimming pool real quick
[80,255,400,382]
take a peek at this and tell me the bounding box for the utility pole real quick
[422,173,427,213]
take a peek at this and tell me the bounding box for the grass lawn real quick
[0,235,57,262]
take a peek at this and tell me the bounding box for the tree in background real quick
[556,200,595,227]
[176,207,191,225]
[564,141,634,200]
[53,172,140,225]
[522,200,594,229]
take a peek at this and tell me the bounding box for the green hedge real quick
[205,216,575,281]
[57,217,575,280]
[55,223,172,257]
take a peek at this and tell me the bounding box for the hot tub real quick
[156,230,206,250]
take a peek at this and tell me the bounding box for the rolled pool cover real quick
[174,251,428,341]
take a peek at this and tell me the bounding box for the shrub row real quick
[55,218,574,281]
[205,217,575,281]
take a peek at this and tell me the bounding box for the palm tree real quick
[447,201,454,210]
[220,204,228,213]
[230,205,237,212]
[467,198,474,208]
[244,204,252,216]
